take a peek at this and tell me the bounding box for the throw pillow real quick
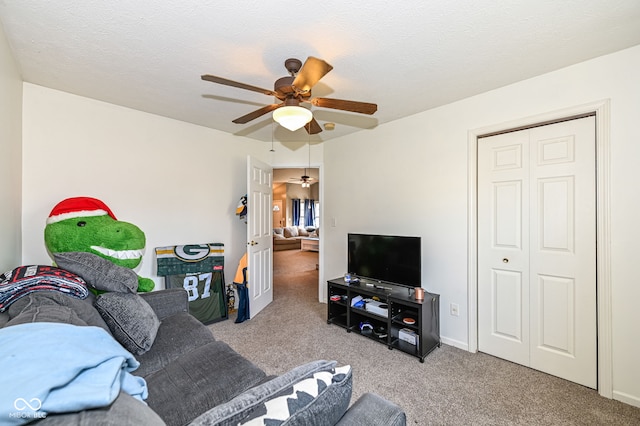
[95,292,160,355]
[298,228,309,237]
[283,227,298,238]
[190,360,352,426]
[53,252,138,293]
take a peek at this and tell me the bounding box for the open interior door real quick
[246,156,273,317]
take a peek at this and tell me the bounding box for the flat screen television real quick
[347,233,421,288]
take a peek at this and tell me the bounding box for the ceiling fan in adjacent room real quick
[201,56,377,134]
[289,172,315,188]
[288,143,316,187]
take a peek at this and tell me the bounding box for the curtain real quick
[305,199,316,227]
[292,199,300,226]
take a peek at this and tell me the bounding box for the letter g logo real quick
[174,244,210,262]
[14,398,42,411]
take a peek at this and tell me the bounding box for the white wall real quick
[0,23,22,272]
[20,84,316,288]
[323,44,640,406]
[20,85,238,287]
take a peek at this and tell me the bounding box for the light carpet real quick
[210,250,640,425]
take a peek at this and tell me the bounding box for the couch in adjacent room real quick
[273,226,319,251]
[0,252,404,426]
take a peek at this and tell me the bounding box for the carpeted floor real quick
[210,250,640,425]
[272,248,319,275]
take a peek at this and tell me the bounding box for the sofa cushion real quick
[139,288,189,321]
[273,227,284,235]
[145,340,267,426]
[5,292,110,332]
[95,292,160,355]
[190,360,352,426]
[335,392,406,426]
[283,226,299,238]
[134,311,216,377]
[34,391,166,426]
[53,252,138,293]
[7,302,88,328]
[298,227,309,236]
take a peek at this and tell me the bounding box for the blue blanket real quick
[0,322,147,425]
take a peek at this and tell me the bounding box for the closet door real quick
[478,129,531,366]
[478,117,596,389]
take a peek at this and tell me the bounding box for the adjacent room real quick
[2,1,640,425]
[272,165,320,284]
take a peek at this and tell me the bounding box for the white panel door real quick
[478,130,530,366]
[528,119,596,387]
[478,117,596,388]
[247,156,273,317]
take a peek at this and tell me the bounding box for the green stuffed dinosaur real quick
[44,196,155,292]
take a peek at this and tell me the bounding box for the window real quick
[299,200,319,228]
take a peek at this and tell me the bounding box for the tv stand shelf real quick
[327,278,441,362]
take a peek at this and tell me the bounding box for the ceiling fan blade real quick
[292,57,333,93]
[304,118,323,134]
[232,104,281,124]
[309,97,378,115]
[201,74,278,97]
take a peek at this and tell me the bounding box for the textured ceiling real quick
[1,1,639,143]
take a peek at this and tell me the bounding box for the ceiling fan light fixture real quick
[272,106,313,131]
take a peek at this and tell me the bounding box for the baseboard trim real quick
[613,391,640,408]
[440,336,468,352]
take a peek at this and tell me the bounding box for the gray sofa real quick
[0,253,405,426]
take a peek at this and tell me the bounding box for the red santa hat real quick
[47,197,117,225]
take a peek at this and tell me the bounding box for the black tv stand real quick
[327,277,441,362]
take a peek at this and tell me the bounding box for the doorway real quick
[272,167,321,301]
[467,100,613,398]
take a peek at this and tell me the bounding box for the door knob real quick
[502,258,509,263]
[248,241,259,246]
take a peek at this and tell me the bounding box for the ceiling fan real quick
[290,143,315,187]
[201,56,377,134]
[289,172,315,187]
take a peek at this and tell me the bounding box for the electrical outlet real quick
[450,303,460,317]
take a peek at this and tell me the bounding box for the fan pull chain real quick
[270,120,275,152]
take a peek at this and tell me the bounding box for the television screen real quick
[347,233,421,288]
